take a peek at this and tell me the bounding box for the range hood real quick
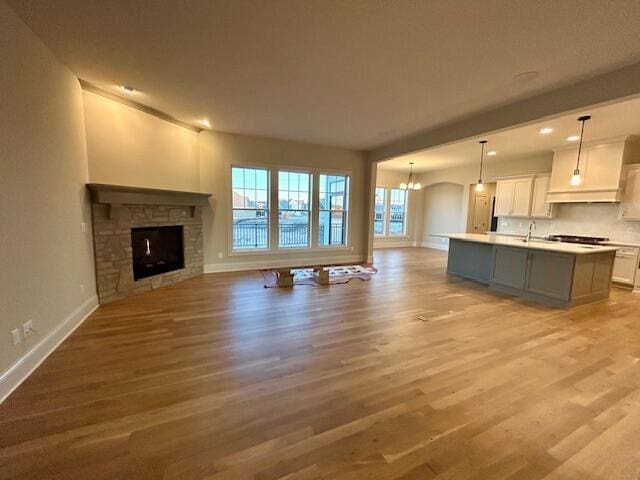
[546,136,638,203]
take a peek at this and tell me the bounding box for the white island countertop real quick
[436,233,619,255]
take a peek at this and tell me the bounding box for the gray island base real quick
[443,234,618,307]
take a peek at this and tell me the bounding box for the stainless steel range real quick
[546,235,609,245]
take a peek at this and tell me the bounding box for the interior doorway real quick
[466,183,497,233]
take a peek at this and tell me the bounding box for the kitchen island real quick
[439,233,618,307]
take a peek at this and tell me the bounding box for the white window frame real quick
[230,165,271,253]
[373,187,387,237]
[318,173,350,248]
[388,188,408,237]
[227,162,352,256]
[374,186,409,238]
[277,169,313,250]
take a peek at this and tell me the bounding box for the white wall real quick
[199,131,369,271]
[421,183,465,248]
[413,151,640,245]
[415,153,553,242]
[498,203,640,243]
[0,1,97,397]
[83,90,200,192]
[81,92,373,271]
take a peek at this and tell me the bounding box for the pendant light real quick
[400,162,421,191]
[570,115,591,186]
[475,140,487,192]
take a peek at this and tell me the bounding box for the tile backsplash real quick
[497,203,640,243]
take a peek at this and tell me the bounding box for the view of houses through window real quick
[278,171,311,248]
[232,166,270,249]
[389,188,408,235]
[374,187,408,236]
[231,167,349,250]
[374,187,386,235]
[319,174,349,246]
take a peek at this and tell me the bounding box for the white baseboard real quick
[417,241,449,251]
[373,240,414,249]
[204,254,364,273]
[0,295,99,404]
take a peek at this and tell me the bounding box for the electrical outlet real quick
[350,246,354,252]
[23,320,34,338]
[81,222,88,233]
[80,283,85,294]
[217,252,223,259]
[12,329,21,346]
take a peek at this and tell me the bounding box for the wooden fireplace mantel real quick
[87,183,212,218]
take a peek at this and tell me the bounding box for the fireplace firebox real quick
[131,226,185,281]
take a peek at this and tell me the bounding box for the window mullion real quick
[311,173,319,248]
[270,169,278,251]
[385,188,391,237]
[403,190,408,235]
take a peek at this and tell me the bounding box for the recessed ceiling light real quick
[199,119,211,128]
[487,150,497,156]
[566,135,580,142]
[539,127,553,135]
[119,85,136,95]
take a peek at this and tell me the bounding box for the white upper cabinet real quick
[530,175,555,218]
[494,176,533,217]
[619,164,640,220]
[511,178,533,217]
[495,181,515,216]
[547,137,638,203]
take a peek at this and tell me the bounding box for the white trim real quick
[552,135,631,153]
[229,164,272,255]
[228,164,353,255]
[373,240,413,248]
[0,295,99,404]
[418,241,450,251]
[229,244,351,257]
[375,234,410,240]
[204,254,364,273]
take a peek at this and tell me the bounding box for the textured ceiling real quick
[8,0,640,149]
[380,96,640,173]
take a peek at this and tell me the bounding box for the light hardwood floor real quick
[2,248,640,480]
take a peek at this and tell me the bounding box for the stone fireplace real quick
[87,184,211,304]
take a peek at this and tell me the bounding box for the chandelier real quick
[399,162,421,191]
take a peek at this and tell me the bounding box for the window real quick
[278,171,311,248]
[232,166,269,250]
[319,174,349,246]
[389,188,407,235]
[374,187,386,235]
[375,186,408,236]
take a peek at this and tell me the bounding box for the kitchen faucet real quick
[525,221,536,242]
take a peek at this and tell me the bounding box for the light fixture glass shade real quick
[407,182,414,189]
[570,170,582,186]
[399,182,408,190]
[413,182,422,190]
[475,182,484,192]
